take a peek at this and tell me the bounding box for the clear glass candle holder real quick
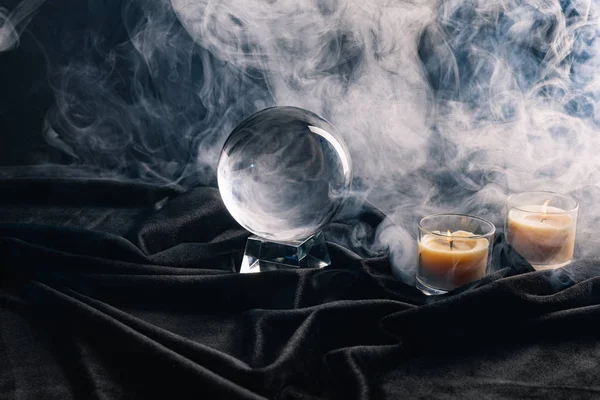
[416,214,495,296]
[505,191,578,271]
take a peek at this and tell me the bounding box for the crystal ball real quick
[217,106,352,242]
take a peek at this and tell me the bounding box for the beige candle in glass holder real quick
[417,214,495,295]
[506,192,578,270]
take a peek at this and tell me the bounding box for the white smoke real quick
[0,0,45,52]
[5,0,600,282]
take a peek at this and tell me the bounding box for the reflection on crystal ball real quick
[217,106,352,242]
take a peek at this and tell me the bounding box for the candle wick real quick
[450,240,453,251]
[541,217,547,223]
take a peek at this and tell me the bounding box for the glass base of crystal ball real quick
[240,231,331,273]
[217,106,352,242]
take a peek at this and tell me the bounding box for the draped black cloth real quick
[2,179,600,399]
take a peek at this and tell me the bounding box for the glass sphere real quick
[217,106,352,242]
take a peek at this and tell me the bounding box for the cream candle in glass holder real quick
[416,214,495,295]
[506,192,578,270]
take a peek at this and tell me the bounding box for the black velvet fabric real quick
[2,179,600,399]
